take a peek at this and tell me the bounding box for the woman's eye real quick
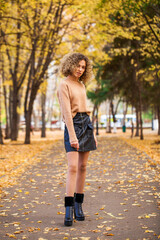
[77,64,85,69]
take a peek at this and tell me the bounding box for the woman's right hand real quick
[71,141,79,151]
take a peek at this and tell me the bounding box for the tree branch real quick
[17,52,32,90]
[141,8,160,44]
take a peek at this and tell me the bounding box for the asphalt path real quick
[0,136,160,240]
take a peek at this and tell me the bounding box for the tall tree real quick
[1,0,85,143]
[1,1,33,140]
[23,0,81,143]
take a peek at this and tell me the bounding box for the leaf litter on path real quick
[0,136,160,239]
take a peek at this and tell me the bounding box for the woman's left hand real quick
[71,141,79,151]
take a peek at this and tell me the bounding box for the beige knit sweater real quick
[57,78,90,143]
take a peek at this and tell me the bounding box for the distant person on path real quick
[57,53,97,226]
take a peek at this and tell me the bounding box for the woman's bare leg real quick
[66,151,79,196]
[76,151,89,193]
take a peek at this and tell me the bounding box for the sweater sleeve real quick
[57,82,78,143]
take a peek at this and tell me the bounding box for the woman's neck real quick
[67,75,79,82]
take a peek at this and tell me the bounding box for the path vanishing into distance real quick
[0,136,160,240]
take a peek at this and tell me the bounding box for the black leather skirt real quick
[64,112,97,152]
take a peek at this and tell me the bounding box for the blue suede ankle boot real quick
[64,197,74,226]
[74,193,85,221]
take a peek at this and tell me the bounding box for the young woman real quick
[57,53,97,226]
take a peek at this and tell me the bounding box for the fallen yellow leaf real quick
[103,232,114,236]
[53,228,59,231]
[6,233,17,239]
[94,212,99,215]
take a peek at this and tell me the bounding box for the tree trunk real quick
[3,86,10,139]
[25,110,31,144]
[151,107,154,130]
[24,84,39,143]
[107,101,112,133]
[41,92,46,138]
[139,102,143,140]
[9,87,12,138]
[95,106,99,136]
[11,88,18,140]
[135,106,139,136]
[24,41,36,144]
[24,84,39,144]
[135,47,143,140]
[157,106,160,135]
[8,7,21,141]
[0,124,3,144]
[105,101,109,133]
[0,76,3,144]
[137,75,143,140]
[110,101,116,133]
[1,56,10,139]
[111,100,116,123]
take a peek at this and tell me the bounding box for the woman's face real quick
[72,60,86,79]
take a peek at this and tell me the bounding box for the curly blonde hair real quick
[59,52,93,84]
